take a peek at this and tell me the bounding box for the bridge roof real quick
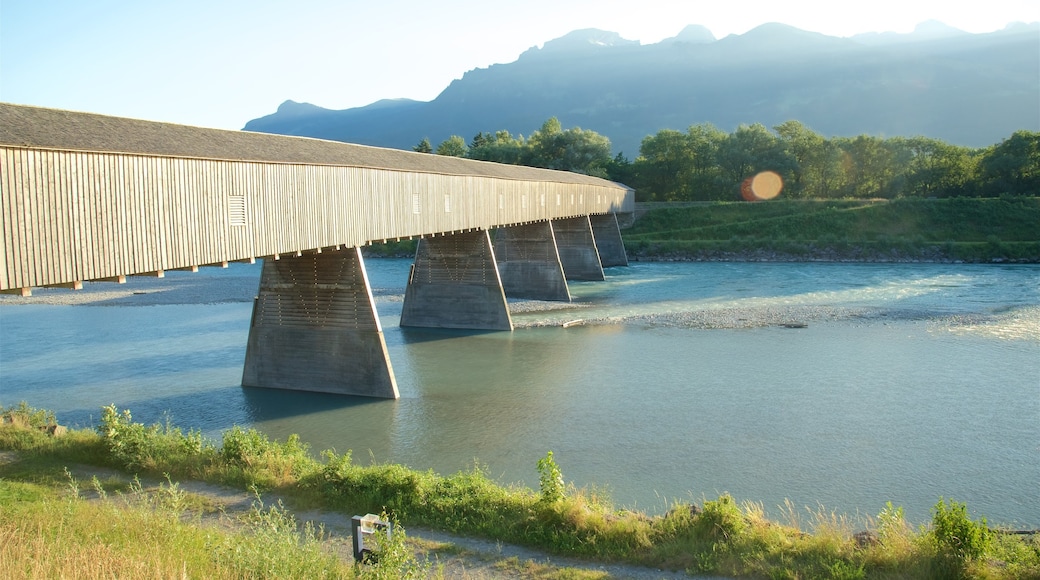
[0,102,625,189]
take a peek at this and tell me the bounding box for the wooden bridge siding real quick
[1,146,632,291]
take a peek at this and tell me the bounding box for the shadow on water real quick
[240,386,386,423]
[52,385,249,431]
[52,385,385,435]
[397,327,508,345]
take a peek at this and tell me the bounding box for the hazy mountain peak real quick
[912,19,967,38]
[852,20,970,45]
[275,100,327,117]
[522,28,639,58]
[659,24,716,44]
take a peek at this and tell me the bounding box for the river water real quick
[1,260,1037,528]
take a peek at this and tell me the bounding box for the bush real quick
[220,426,315,488]
[931,497,992,572]
[1,402,56,429]
[696,493,747,543]
[97,405,207,472]
[537,451,565,504]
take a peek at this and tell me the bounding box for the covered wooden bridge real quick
[0,103,634,398]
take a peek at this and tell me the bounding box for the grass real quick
[3,402,1039,579]
[625,197,1040,262]
[0,475,354,579]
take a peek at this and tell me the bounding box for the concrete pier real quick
[493,221,570,301]
[241,248,399,398]
[400,230,513,330]
[552,216,605,281]
[590,213,629,267]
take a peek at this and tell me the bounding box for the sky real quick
[2,0,1037,131]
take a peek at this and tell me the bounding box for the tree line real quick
[417,119,1039,201]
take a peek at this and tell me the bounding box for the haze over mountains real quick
[244,21,1040,156]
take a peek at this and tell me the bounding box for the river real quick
[1,259,1037,528]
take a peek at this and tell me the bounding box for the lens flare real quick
[741,170,783,201]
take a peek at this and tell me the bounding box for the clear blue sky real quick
[2,0,1037,131]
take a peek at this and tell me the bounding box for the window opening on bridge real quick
[498,193,505,210]
[228,193,246,227]
[444,193,451,213]
[556,193,561,206]
[540,193,545,207]
[412,193,421,214]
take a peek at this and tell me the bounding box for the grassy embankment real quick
[3,403,1038,579]
[623,197,1040,262]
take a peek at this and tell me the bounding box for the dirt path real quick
[2,453,711,579]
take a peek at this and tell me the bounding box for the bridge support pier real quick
[400,230,513,330]
[590,213,629,267]
[493,221,570,302]
[552,216,605,281]
[241,248,399,398]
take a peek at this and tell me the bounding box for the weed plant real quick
[3,403,1039,578]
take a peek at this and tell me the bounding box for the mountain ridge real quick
[244,21,1040,155]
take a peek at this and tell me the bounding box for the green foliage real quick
[214,492,345,578]
[979,130,1040,196]
[97,404,210,472]
[434,134,468,157]
[0,401,56,428]
[411,137,432,153]
[695,493,747,543]
[220,425,315,488]
[625,198,1040,262]
[536,450,565,504]
[356,515,430,579]
[627,123,1037,202]
[931,497,992,564]
[523,117,613,176]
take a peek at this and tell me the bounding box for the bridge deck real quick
[0,103,633,292]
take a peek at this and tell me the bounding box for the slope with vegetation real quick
[624,197,1040,263]
[3,403,1038,579]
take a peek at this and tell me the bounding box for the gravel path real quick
[0,451,714,579]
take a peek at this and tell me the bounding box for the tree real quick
[469,132,493,150]
[901,137,978,198]
[775,120,842,199]
[435,135,468,157]
[684,124,727,200]
[634,129,693,200]
[523,117,612,176]
[834,135,903,198]
[413,137,432,154]
[716,124,795,199]
[604,152,635,186]
[467,130,526,165]
[978,130,1040,196]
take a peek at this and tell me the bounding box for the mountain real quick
[244,22,1040,156]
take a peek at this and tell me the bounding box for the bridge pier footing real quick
[241,248,399,398]
[400,230,513,330]
[590,213,629,267]
[493,221,570,302]
[552,216,605,281]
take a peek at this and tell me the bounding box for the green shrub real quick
[696,493,747,543]
[0,402,56,428]
[536,450,565,504]
[220,426,315,488]
[931,497,992,574]
[97,404,206,471]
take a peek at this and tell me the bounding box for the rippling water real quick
[1,260,1037,527]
